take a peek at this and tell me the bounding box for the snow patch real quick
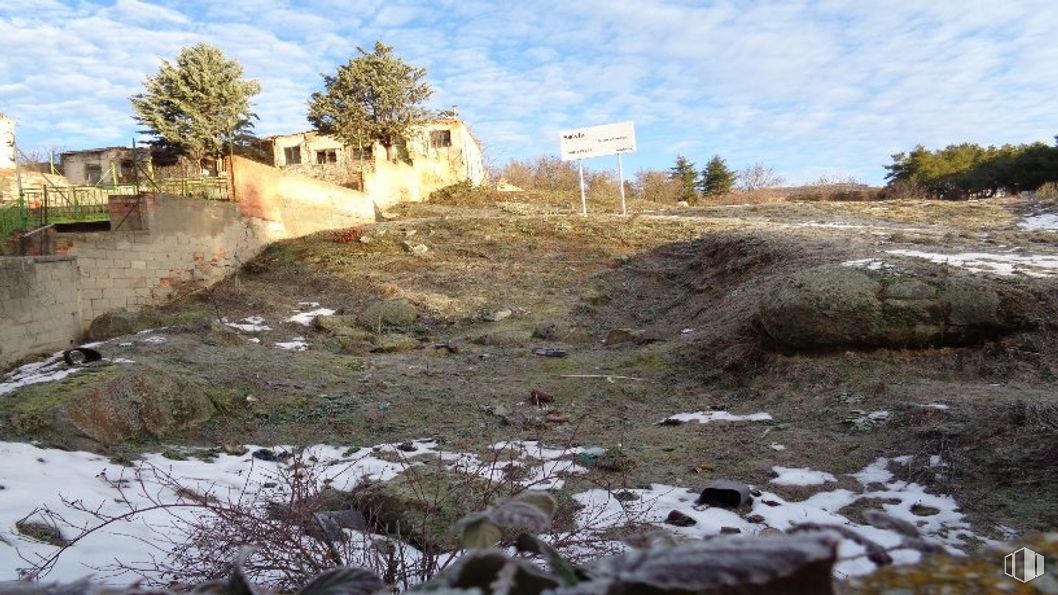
[1019,213,1058,231]
[275,337,308,351]
[571,455,990,579]
[286,308,335,326]
[660,411,772,424]
[770,466,837,486]
[224,316,272,332]
[886,249,1058,277]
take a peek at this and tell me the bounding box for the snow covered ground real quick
[573,455,990,579]
[0,438,986,585]
[885,249,1058,277]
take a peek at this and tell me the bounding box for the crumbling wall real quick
[0,256,81,366]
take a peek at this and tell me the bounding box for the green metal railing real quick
[1,176,230,241]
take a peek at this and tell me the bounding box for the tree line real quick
[130,42,432,168]
[884,140,1058,199]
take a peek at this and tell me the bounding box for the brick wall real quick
[0,256,81,366]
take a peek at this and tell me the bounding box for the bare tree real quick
[736,163,785,192]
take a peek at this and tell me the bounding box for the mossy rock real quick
[314,314,368,338]
[472,329,534,347]
[7,364,217,447]
[352,468,498,551]
[760,263,1041,350]
[358,300,419,330]
[87,309,141,341]
[370,333,420,353]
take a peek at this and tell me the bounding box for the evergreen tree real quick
[701,155,736,196]
[307,42,433,161]
[130,43,261,166]
[668,154,700,203]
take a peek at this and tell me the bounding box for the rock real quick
[721,526,742,534]
[359,235,373,244]
[314,314,365,337]
[252,448,277,461]
[665,510,697,527]
[533,320,571,341]
[371,333,420,353]
[87,310,140,341]
[698,480,753,509]
[14,366,218,447]
[483,308,513,322]
[359,299,419,330]
[472,329,534,347]
[605,328,639,345]
[759,263,1042,350]
[401,241,429,255]
[747,514,766,524]
[338,337,375,356]
[352,468,493,551]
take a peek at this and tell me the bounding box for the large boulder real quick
[759,264,1041,350]
[87,310,140,341]
[10,365,217,446]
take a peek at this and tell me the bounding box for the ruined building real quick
[267,118,485,199]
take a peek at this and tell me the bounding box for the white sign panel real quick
[559,121,636,161]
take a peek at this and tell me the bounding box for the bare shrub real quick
[633,169,682,203]
[792,175,883,202]
[736,163,785,192]
[1036,181,1058,200]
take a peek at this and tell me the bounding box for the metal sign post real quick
[578,160,587,216]
[559,120,636,216]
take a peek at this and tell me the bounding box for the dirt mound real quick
[11,365,217,447]
[759,263,1042,349]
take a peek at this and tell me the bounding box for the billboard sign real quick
[559,121,636,161]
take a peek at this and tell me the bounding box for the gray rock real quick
[401,241,428,255]
[533,320,571,341]
[483,308,513,322]
[759,264,1041,350]
[87,310,140,341]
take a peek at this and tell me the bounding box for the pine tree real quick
[307,42,433,161]
[130,43,261,166]
[701,155,736,196]
[668,154,700,204]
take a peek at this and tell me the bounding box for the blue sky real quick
[1,0,1056,185]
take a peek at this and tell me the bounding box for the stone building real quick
[60,146,150,185]
[267,118,486,195]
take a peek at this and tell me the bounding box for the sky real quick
[1,0,1056,185]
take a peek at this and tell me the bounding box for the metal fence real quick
[1,175,230,240]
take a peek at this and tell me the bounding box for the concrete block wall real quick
[0,256,82,366]
[56,194,269,326]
